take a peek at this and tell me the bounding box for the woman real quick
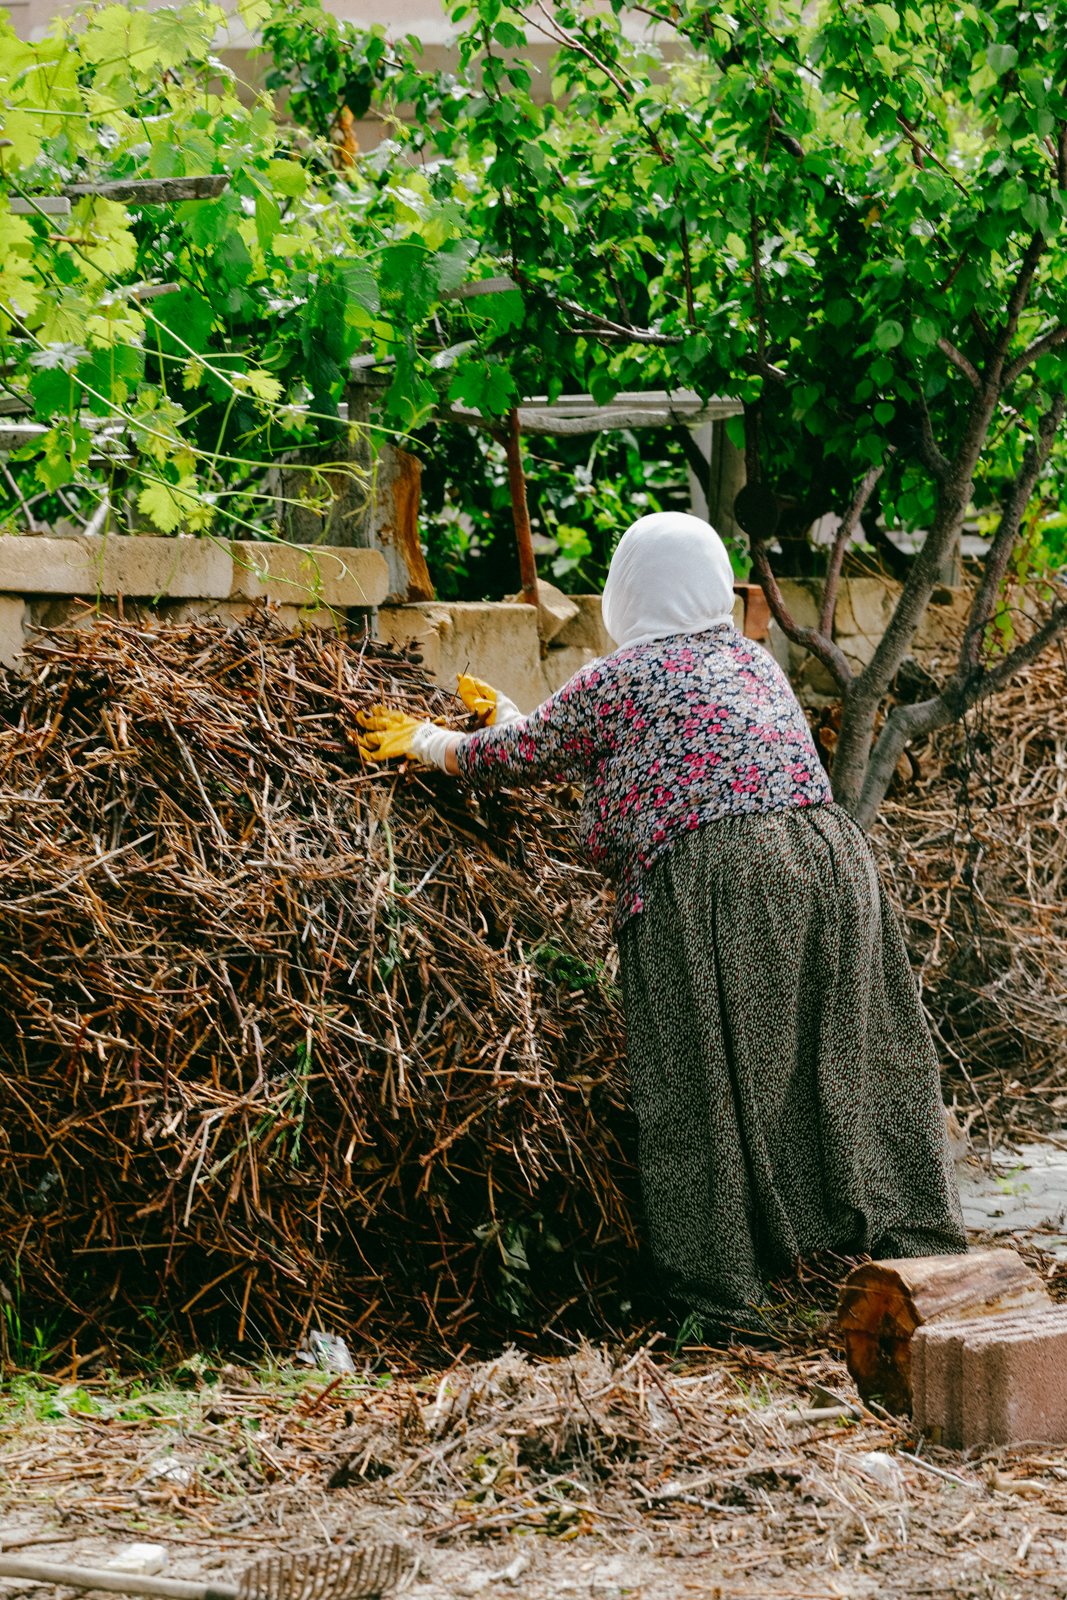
[360,512,967,1329]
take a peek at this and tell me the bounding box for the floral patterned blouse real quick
[456,624,832,934]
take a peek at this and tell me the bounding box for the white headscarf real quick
[601,511,737,649]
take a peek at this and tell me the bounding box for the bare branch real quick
[819,464,884,638]
[750,208,768,368]
[557,302,684,346]
[769,108,804,159]
[742,401,760,484]
[605,263,633,329]
[679,213,697,327]
[992,232,1046,379]
[672,426,710,501]
[914,388,951,480]
[853,598,1067,830]
[896,112,967,191]
[937,337,981,392]
[1002,323,1067,389]
[958,391,1066,674]
[562,328,685,345]
[528,2,633,102]
[749,534,857,696]
[938,247,969,294]
[739,353,788,384]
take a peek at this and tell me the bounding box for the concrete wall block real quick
[834,577,900,640]
[103,535,233,599]
[535,580,579,645]
[553,594,615,655]
[0,535,233,598]
[915,1307,1067,1448]
[777,579,821,632]
[230,543,389,608]
[379,600,547,713]
[542,644,599,696]
[914,586,970,655]
[0,596,26,669]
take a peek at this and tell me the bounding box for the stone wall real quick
[0,536,389,667]
[0,536,969,718]
[381,579,971,712]
[379,592,763,711]
[776,577,970,705]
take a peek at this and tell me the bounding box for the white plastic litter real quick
[299,1331,356,1373]
[456,1554,530,1596]
[856,1451,905,1497]
[144,1459,193,1487]
[107,1544,168,1575]
[496,1555,529,1584]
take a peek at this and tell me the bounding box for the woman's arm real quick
[401,666,605,781]
[455,665,604,787]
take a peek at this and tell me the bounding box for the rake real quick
[0,1545,410,1600]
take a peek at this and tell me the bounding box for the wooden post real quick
[504,407,539,608]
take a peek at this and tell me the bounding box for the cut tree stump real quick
[837,1249,1051,1415]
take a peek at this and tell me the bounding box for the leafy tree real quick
[274,0,1067,825]
[414,422,693,599]
[0,0,481,552]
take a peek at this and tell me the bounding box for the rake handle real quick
[0,1555,237,1600]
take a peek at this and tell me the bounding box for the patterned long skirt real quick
[618,802,967,1318]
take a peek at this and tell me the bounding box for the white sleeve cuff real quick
[492,692,523,727]
[410,723,463,770]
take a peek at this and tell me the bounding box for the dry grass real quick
[1,1347,1066,1599]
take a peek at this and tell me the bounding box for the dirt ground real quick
[1,1328,1066,1600]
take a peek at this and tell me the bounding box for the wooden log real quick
[837,1249,1051,1415]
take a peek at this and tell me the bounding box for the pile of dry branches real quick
[0,616,640,1365]
[870,646,1067,1152]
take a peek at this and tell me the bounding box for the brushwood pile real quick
[0,617,641,1364]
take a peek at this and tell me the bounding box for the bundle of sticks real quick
[870,648,1067,1152]
[0,616,640,1365]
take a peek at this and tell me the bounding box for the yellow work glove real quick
[356,706,424,762]
[457,673,498,727]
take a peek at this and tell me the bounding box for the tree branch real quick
[750,208,769,369]
[914,388,951,480]
[937,336,981,392]
[769,108,804,159]
[739,353,788,384]
[957,391,1066,675]
[749,534,857,696]
[992,231,1046,380]
[554,297,684,345]
[818,464,884,638]
[528,1,633,103]
[853,597,1067,830]
[895,112,967,190]
[742,400,760,483]
[605,262,633,329]
[679,212,697,326]
[1002,323,1067,389]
